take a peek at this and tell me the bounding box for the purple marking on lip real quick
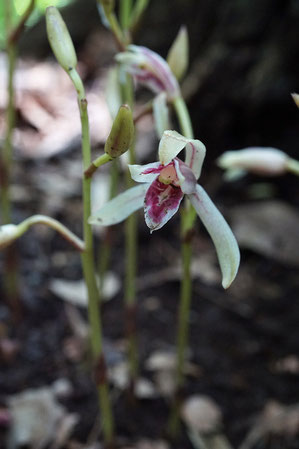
[144,177,184,231]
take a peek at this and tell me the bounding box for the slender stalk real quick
[19,215,85,252]
[68,68,114,445]
[168,95,195,437]
[98,159,119,296]
[121,75,139,393]
[173,95,193,140]
[0,1,18,314]
[130,0,150,30]
[8,0,35,45]
[84,153,112,178]
[120,0,133,31]
[102,8,126,50]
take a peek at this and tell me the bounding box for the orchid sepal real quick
[189,185,240,289]
[89,184,148,226]
[115,45,180,100]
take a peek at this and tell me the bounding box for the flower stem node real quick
[104,104,134,159]
[46,6,77,73]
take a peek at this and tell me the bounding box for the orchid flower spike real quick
[90,130,240,289]
[217,147,299,179]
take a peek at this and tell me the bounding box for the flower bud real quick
[104,104,134,158]
[291,93,299,109]
[0,225,20,250]
[46,6,77,73]
[217,147,289,176]
[167,26,189,81]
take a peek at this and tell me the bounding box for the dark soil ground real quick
[1,152,299,449]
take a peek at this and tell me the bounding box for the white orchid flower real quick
[89,131,240,288]
[217,147,299,179]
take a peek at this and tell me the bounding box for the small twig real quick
[8,0,35,45]
[133,100,153,124]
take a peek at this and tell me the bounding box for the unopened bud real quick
[291,93,299,109]
[217,147,289,176]
[0,225,20,250]
[104,104,134,158]
[46,6,77,73]
[167,26,189,81]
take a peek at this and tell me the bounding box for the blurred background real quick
[0,1,299,448]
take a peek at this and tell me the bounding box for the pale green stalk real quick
[98,159,119,296]
[168,95,195,437]
[15,215,85,251]
[120,0,133,31]
[130,0,150,29]
[68,68,114,444]
[1,2,19,313]
[121,74,139,393]
[1,0,36,313]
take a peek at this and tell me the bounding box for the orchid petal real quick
[185,139,206,180]
[153,92,170,138]
[129,45,180,97]
[158,130,189,165]
[116,45,180,98]
[89,184,148,226]
[189,185,240,288]
[144,178,184,232]
[174,159,197,194]
[129,162,162,183]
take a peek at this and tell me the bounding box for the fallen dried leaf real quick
[231,201,299,266]
[49,272,121,305]
[181,395,222,434]
[7,386,78,449]
[240,400,299,449]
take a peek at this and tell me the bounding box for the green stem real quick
[120,0,132,31]
[0,2,18,313]
[69,68,114,444]
[84,153,112,178]
[122,74,139,391]
[19,215,85,252]
[168,95,195,437]
[106,11,126,50]
[173,95,193,139]
[130,0,150,30]
[98,159,119,296]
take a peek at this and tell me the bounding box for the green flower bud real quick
[46,6,77,73]
[104,104,134,158]
[167,26,189,81]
